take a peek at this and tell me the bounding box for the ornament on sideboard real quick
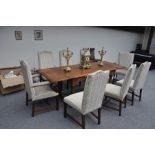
[62,48,73,72]
[80,48,91,69]
[98,47,107,66]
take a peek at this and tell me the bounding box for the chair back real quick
[120,64,136,100]
[38,51,53,69]
[118,52,134,68]
[82,70,109,114]
[133,62,151,91]
[20,60,33,99]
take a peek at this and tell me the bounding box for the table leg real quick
[70,79,76,93]
[70,78,84,93]
[58,81,63,99]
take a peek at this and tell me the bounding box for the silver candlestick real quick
[63,48,73,72]
[98,47,107,66]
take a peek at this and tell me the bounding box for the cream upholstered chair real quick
[64,70,109,129]
[116,62,151,105]
[20,60,59,117]
[104,64,136,116]
[59,50,65,67]
[38,51,53,69]
[38,51,53,80]
[116,52,134,76]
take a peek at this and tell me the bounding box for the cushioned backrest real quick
[20,60,33,98]
[120,64,136,100]
[133,62,151,90]
[118,53,134,68]
[82,70,109,114]
[59,50,66,66]
[38,51,53,69]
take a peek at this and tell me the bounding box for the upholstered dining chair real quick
[38,51,53,69]
[59,50,65,67]
[20,60,59,117]
[116,61,151,105]
[63,70,109,129]
[104,64,136,116]
[38,51,53,80]
[115,52,134,76]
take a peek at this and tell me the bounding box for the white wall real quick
[0,26,141,69]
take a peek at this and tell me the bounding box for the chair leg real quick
[98,108,101,125]
[56,96,59,110]
[139,89,142,101]
[26,92,28,106]
[66,80,69,89]
[105,96,108,101]
[81,114,85,129]
[119,101,122,116]
[64,102,67,118]
[131,91,134,106]
[124,96,127,108]
[32,101,35,117]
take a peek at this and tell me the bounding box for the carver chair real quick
[20,60,59,117]
[116,61,151,105]
[63,70,109,129]
[104,64,136,116]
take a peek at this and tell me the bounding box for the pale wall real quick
[0,26,141,69]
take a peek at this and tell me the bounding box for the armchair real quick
[20,60,59,117]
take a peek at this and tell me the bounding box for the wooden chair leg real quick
[32,101,35,117]
[119,101,122,116]
[98,108,101,124]
[56,96,59,110]
[105,96,108,101]
[131,91,134,106]
[66,80,69,89]
[81,115,85,129]
[139,89,142,101]
[26,92,28,106]
[124,96,127,108]
[64,102,67,118]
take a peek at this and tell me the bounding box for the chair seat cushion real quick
[116,79,134,90]
[64,92,83,113]
[32,85,58,101]
[105,83,121,100]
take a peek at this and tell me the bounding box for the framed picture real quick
[34,30,43,40]
[15,31,22,40]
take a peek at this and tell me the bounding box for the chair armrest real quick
[32,74,40,78]
[32,81,50,87]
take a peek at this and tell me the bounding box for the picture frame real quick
[34,30,43,40]
[15,31,22,40]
